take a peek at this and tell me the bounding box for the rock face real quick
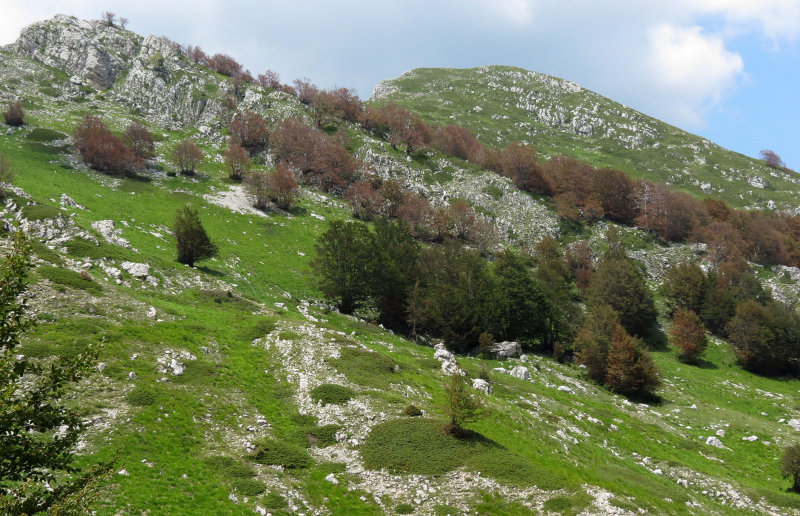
[489,341,522,359]
[92,220,131,248]
[11,15,137,89]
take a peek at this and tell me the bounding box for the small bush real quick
[249,439,313,469]
[231,478,266,496]
[395,503,415,514]
[404,404,422,417]
[65,238,132,262]
[310,383,355,405]
[126,387,158,406]
[263,491,288,509]
[306,424,340,447]
[3,100,24,126]
[37,266,102,294]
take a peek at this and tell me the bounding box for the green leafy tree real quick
[174,206,218,267]
[573,304,620,382]
[727,299,800,376]
[0,231,107,513]
[533,235,579,353]
[493,249,548,348]
[661,261,707,316]
[371,218,420,330]
[442,374,483,436]
[416,244,498,352]
[310,220,377,314]
[588,248,656,337]
[782,443,800,492]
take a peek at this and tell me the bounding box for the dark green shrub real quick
[126,386,157,406]
[249,439,313,469]
[263,491,288,509]
[310,383,355,405]
[396,502,415,514]
[26,128,66,142]
[404,404,422,417]
[329,347,399,387]
[231,478,266,496]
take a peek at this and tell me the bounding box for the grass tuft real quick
[310,383,355,405]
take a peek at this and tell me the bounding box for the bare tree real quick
[119,17,129,29]
[102,11,116,26]
[760,149,785,169]
[171,139,203,175]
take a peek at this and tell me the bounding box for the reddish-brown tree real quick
[257,69,281,89]
[396,192,433,238]
[434,125,485,164]
[3,101,24,126]
[449,199,476,240]
[604,326,660,397]
[224,139,250,180]
[186,45,208,65]
[468,215,499,255]
[243,170,270,210]
[208,53,242,77]
[267,162,300,210]
[567,240,594,292]
[498,142,551,196]
[73,115,142,176]
[293,78,320,105]
[229,110,269,152]
[102,11,116,26]
[122,122,155,160]
[669,308,708,364]
[171,139,203,175]
[346,181,385,220]
[760,149,784,169]
[327,87,363,123]
[591,168,635,224]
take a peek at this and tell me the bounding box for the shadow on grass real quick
[196,266,224,277]
[693,358,719,370]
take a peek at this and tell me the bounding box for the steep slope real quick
[2,15,800,516]
[371,66,800,211]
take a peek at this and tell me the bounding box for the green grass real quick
[22,203,62,221]
[329,346,400,387]
[126,386,159,406]
[310,383,355,405]
[361,418,569,489]
[65,237,135,262]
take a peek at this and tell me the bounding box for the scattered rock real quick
[117,469,129,476]
[557,385,574,394]
[60,194,84,210]
[489,341,522,359]
[325,473,339,485]
[716,429,725,437]
[91,219,131,248]
[146,306,157,318]
[705,436,723,448]
[509,366,530,381]
[742,435,759,442]
[472,378,493,395]
[127,371,137,380]
[121,261,150,278]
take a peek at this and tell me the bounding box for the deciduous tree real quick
[267,162,299,210]
[171,138,203,175]
[122,122,155,160]
[311,220,378,314]
[782,443,800,492]
[669,308,707,364]
[229,110,269,152]
[224,139,250,180]
[605,326,660,397]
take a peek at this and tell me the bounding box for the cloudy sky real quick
[2,0,798,169]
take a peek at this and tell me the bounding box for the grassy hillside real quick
[1,16,800,516]
[371,66,800,212]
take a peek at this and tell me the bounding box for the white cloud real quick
[645,24,744,125]
[686,0,800,44]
